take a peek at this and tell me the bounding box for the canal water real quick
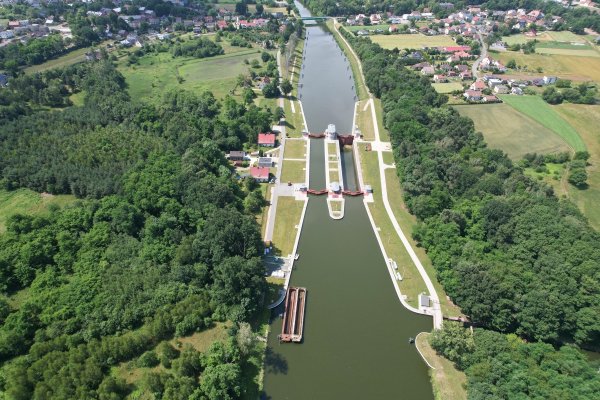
[261,2,434,398]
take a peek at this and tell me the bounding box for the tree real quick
[242,87,255,104]
[280,79,293,96]
[568,167,588,188]
[506,59,516,69]
[262,81,281,98]
[261,51,271,63]
[235,1,248,16]
[430,322,475,370]
[542,86,563,104]
[255,3,264,15]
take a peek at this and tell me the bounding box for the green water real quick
[261,4,434,399]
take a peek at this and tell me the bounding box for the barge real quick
[279,287,307,343]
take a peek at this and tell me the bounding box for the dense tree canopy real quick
[0,57,271,398]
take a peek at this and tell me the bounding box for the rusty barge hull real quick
[279,287,306,343]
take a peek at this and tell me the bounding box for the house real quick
[511,87,523,95]
[459,71,472,80]
[388,24,398,33]
[493,85,509,94]
[412,62,431,71]
[543,76,557,85]
[470,80,486,90]
[258,133,276,147]
[487,78,504,88]
[421,66,435,76]
[464,90,482,101]
[229,151,245,161]
[483,95,499,102]
[249,167,270,183]
[433,74,448,83]
[258,157,273,168]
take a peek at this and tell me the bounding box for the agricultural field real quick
[370,33,456,49]
[554,104,600,230]
[24,46,104,74]
[502,32,553,45]
[454,103,571,160]
[0,189,76,233]
[499,95,586,152]
[432,82,464,93]
[496,51,600,82]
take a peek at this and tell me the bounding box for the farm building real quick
[249,167,270,183]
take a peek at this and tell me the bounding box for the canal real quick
[261,2,434,398]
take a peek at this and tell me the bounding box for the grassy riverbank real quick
[416,333,467,400]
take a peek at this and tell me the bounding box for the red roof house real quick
[249,167,270,182]
[258,133,276,147]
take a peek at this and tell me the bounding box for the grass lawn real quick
[119,48,262,103]
[327,142,338,157]
[499,95,586,152]
[283,99,305,137]
[330,21,369,101]
[432,82,464,93]
[69,91,86,106]
[416,332,467,400]
[382,151,394,165]
[496,51,600,82]
[280,160,306,183]
[0,189,76,233]
[271,197,304,255]
[370,34,455,50]
[284,139,307,159]
[546,30,589,43]
[536,41,594,50]
[554,104,600,230]
[355,100,376,141]
[454,103,571,160]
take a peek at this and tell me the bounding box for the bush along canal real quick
[261,3,435,399]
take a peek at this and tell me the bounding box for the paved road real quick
[472,31,487,79]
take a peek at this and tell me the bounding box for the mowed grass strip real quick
[271,197,304,255]
[499,95,586,152]
[0,189,76,233]
[370,33,455,50]
[330,21,369,100]
[536,48,599,57]
[355,100,376,141]
[454,103,571,160]
[284,139,307,159]
[280,160,306,183]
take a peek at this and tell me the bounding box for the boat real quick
[294,254,300,260]
[408,337,415,344]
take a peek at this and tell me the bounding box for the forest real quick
[0,59,275,398]
[334,16,600,399]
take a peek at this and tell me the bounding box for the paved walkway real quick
[335,21,443,329]
[472,31,487,79]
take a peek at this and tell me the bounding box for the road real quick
[472,31,487,79]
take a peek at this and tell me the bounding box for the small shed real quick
[418,293,430,308]
[326,124,337,140]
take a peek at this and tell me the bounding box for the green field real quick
[555,104,600,230]
[280,160,306,183]
[120,48,263,102]
[0,189,76,233]
[432,82,464,93]
[537,41,593,50]
[283,139,307,159]
[536,47,599,57]
[25,46,97,74]
[455,103,571,160]
[271,197,304,255]
[344,24,391,32]
[546,30,588,43]
[499,95,586,152]
[370,33,456,49]
[502,32,552,45]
